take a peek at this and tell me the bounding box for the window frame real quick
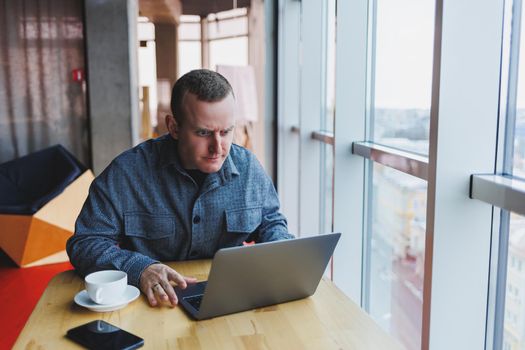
[277,0,508,349]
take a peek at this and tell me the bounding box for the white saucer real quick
[74,285,140,312]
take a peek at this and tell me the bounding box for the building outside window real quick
[364,1,434,348]
[368,164,427,350]
[371,0,434,156]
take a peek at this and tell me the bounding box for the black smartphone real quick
[66,320,144,350]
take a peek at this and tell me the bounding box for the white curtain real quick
[0,0,89,165]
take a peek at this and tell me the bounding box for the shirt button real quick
[193,215,201,224]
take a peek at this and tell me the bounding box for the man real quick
[67,69,293,307]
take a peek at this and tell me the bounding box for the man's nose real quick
[209,133,222,154]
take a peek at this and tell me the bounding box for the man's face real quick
[167,92,235,173]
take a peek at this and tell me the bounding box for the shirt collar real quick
[160,134,180,168]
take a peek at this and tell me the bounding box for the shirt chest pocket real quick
[124,213,174,239]
[225,207,262,234]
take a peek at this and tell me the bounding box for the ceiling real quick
[139,0,252,24]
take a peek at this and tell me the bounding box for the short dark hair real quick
[170,69,234,124]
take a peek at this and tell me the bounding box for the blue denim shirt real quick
[66,135,293,286]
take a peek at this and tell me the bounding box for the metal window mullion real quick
[492,208,509,350]
[297,0,324,237]
[361,0,378,313]
[200,17,209,69]
[332,0,369,304]
[178,39,202,42]
[318,0,333,239]
[503,0,522,173]
[367,0,378,143]
[208,13,248,23]
[471,175,525,216]
[207,33,249,41]
[352,141,429,180]
[311,130,334,145]
[277,0,301,235]
[423,0,505,349]
[319,0,330,237]
[423,0,443,341]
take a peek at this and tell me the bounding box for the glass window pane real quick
[180,15,201,23]
[208,16,248,40]
[503,213,525,349]
[514,1,525,178]
[371,0,435,155]
[212,7,248,20]
[178,42,201,78]
[209,37,248,70]
[516,116,525,178]
[179,22,201,41]
[368,162,427,350]
[320,143,334,235]
[324,0,336,133]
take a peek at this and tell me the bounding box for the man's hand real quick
[139,263,197,307]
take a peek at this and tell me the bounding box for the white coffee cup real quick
[85,270,127,305]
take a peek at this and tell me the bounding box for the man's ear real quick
[165,115,179,140]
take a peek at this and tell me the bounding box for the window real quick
[323,0,336,134]
[279,0,508,348]
[513,0,525,179]
[367,163,426,350]
[362,1,433,347]
[178,15,202,77]
[209,37,248,69]
[208,8,249,70]
[371,0,435,155]
[177,9,249,85]
[440,0,525,349]
[497,2,525,348]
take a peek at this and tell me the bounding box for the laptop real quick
[174,232,341,320]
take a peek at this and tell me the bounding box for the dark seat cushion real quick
[0,145,87,215]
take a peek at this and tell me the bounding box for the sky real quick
[374,0,435,110]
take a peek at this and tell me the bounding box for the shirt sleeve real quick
[256,176,295,242]
[66,164,159,287]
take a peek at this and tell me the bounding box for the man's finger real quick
[167,269,188,289]
[160,279,178,306]
[183,276,198,284]
[153,282,170,303]
[145,286,158,307]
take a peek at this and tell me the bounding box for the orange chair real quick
[0,145,94,267]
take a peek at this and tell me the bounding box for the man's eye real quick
[220,130,231,136]
[196,130,211,137]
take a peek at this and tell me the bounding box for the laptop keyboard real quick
[183,294,204,311]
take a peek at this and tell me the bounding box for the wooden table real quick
[14,260,405,349]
